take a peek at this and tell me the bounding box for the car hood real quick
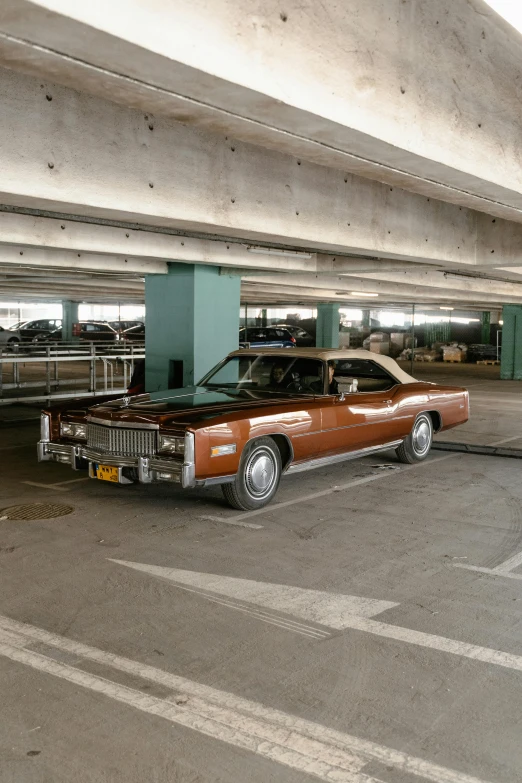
[87,386,317,428]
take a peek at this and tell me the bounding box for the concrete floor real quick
[0,368,521,783]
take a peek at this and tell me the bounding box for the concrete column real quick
[361,310,371,328]
[145,263,241,391]
[481,311,491,344]
[62,300,79,342]
[316,303,340,348]
[500,305,522,380]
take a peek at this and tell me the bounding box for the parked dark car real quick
[109,320,144,333]
[11,318,62,342]
[239,327,296,348]
[121,323,145,342]
[275,323,314,347]
[33,321,119,344]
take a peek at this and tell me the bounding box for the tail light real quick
[291,336,296,343]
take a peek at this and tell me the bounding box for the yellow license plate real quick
[95,464,119,483]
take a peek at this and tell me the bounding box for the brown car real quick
[38,349,469,510]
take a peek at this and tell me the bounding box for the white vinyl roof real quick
[230,348,417,384]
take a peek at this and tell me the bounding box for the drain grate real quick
[0,503,74,521]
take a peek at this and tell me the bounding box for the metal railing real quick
[0,341,145,404]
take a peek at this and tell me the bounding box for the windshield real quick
[198,355,326,395]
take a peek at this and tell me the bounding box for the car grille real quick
[86,423,156,456]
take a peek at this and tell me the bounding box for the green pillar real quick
[500,305,522,380]
[316,303,340,348]
[481,311,491,344]
[145,263,241,391]
[361,310,370,328]
[62,300,79,342]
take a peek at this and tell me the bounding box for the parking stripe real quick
[0,617,494,783]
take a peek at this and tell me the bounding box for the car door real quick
[318,359,401,456]
[319,391,396,456]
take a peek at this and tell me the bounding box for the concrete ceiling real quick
[0,1,521,312]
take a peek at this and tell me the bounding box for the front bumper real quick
[37,439,196,488]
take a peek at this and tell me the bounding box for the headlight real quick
[60,422,87,440]
[158,435,185,455]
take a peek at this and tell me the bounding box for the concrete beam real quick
[242,276,522,305]
[2,67,522,273]
[0,213,317,273]
[1,1,522,224]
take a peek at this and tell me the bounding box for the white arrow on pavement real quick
[110,560,522,674]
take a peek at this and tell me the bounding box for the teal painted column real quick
[316,303,340,348]
[62,300,79,342]
[145,263,241,391]
[481,311,491,344]
[500,305,522,380]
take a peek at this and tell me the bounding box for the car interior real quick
[332,359,398,393]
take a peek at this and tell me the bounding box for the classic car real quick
[38,349,469,510]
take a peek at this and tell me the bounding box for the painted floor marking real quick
[109,562,522,673]
[454,547,522,582]
[22,481,69,492]
[0,617,493,783]
[203,453,457,524]
[22,477,90,491]
[489,436,522,446]
[109,561,397,629]
[198,514,264,530]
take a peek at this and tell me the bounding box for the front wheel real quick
[396,413,433,464]
[222,436,282,510]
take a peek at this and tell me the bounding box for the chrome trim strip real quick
[86,416,160,430]
[197,474,236,487]
[293,414,413,439]
[149,457,183,473]
[286,440,403,474]
[82,447,139,467]
[181,432,196,488]
[37,440,80,468]
[40,413,50,443]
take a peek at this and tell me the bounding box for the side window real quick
[249,329,267,341]
[333,359,397,393]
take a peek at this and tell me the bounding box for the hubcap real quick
[413,419,431,455]
[245,448,277,498]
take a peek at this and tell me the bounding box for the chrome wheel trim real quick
[412,417,431,456]
[245,447,277,498]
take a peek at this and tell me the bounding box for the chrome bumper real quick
[37,439,196,488]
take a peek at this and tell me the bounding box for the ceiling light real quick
[440,306,454,310]
[245,245,313,260]
[349,291,378,297]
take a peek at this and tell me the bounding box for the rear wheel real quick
[396,413,433,464]
[222,436,282,510]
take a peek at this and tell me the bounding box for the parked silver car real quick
[0,325,21,349]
